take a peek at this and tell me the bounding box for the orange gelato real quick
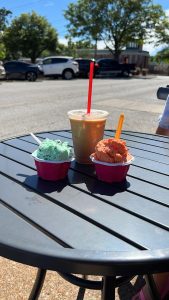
[92,138,130,163]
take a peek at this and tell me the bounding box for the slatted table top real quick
[0,130,169,276]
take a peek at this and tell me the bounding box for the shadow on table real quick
[86,178,130,196]
[18,173,69,194]
[68,163,130,196]
[19,164,131,197]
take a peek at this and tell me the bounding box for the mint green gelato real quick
[35,139,73,161]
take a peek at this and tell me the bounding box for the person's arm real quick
[156,94,169,136]
[156,126,169,136]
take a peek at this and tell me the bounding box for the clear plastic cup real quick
[68,109,109,164]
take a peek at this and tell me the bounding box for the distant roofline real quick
[77,48,149,55]
[42,56,73,60]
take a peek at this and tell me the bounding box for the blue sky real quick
[1,0,169,54]
[1,0,76,38]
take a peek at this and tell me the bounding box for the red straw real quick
[87,61,94,114]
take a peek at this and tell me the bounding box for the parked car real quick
[0,61,6,79]
[74,58,99,78]
[41,56,79,80]
[4,61,42,81]
[96,58,136,77]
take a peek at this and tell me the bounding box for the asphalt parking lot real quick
[0,75,169,140]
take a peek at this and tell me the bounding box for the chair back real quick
[157,87,169,100]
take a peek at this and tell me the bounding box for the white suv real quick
[41,56,79,80]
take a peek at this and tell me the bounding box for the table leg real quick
[101,276,116,300]
[76,275,87,300]
[145,274,160,300]
[28,269,46,300]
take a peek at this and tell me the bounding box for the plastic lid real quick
[67,109,109,120]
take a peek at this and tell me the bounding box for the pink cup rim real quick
[90,155,134,166]
[32,151,75,164]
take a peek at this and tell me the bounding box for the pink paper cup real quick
[90,155,134,183]
[32,152,74,181]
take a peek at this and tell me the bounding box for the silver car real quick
[0,61,6,79]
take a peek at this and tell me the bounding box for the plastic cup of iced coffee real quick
[68,109,109,164]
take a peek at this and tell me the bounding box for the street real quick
[0,75,169,140]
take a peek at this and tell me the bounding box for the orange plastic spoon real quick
[115,113,124,139]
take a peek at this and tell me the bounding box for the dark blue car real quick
[4,60,43,81]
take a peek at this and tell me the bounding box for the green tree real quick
[0,42,6,60]
[55,43,68,55]
[0,7,11,60]
[149,14,169,64]
[64,0,104,57]
[64,38,77,57]
[74,40,94,49]
[73,40,95,57]
[0,7,11,31]
[3,11,58,63]
[64,0,165,61]
[154,48,169,63]
[41,43,68,57]
[154,16,169,46]
[103,0,165,61]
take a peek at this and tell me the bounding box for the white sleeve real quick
[159,94,169,129]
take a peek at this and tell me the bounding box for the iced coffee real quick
[68,109,108,164]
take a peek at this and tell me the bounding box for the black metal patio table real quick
[0,130,169,300]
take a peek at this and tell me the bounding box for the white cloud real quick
[59,37,68,45]
[97,41,106,49]
[165,9,169,17]
[143,43,163,55]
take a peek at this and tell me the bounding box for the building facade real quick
[77,43,149,68]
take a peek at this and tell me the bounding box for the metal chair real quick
[157,87,169,100]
